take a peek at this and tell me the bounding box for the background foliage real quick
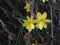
[0,0,60,45]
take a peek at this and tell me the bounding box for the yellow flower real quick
[24,2,31,12]
[22,16,34,32]
[35,12,51,30]
[41,0,48,3]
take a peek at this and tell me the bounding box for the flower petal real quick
[37,12,41,19]
[53,0,56,3]
[46,0,48,1]
[37,12,41,16]
[27,9,30,12]
[39,22,44,30]
[43,23,47,28]
[23,20,26,22]
[32,43,37,45]
[30,24,34,29]
[42,12,47,19]
[23,23,27,26]
[27,16,30,20]
[42,0,45,3]
[45,19,52,23]
[26,24,34,32]
[24,6,27,9]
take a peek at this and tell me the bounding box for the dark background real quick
[0,0,60,45]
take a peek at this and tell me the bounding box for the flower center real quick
[28,21,32,24]
[40,19,44,22]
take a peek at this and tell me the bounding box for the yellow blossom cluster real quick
[22,12,51,32]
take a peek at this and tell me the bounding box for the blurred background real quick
[0,0,60,45]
